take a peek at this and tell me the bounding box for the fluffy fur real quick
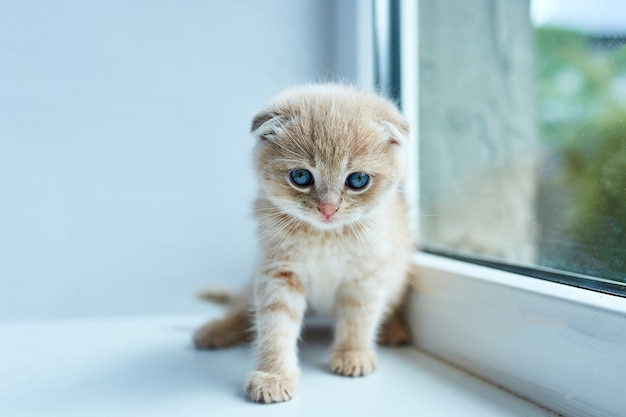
[194,84,413,403]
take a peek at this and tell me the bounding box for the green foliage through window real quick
[536,27,626,282]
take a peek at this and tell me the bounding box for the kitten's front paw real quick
[331,349,378,377]
[245,371,298,403]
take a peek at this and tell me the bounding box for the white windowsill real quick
[0,312,555,417]
[409,252,626,417]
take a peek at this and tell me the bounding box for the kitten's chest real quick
[292,231,380,314]
[298,231,367,273]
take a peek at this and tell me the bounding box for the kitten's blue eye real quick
[346,172,370,190]
[290,169,314,186]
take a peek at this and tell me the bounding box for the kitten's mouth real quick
[314,217,341,230]
[300,211,356,231]
[313,212,351,230]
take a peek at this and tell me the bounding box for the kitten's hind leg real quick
[377,307,411,346]
[193,309,252,349]
[193,285,253,349]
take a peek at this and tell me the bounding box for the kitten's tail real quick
[196,289,233,305]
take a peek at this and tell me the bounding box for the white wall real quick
[0,0,358,321]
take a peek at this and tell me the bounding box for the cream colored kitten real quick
[194,84,413,403]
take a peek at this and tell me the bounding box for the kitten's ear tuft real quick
[250,109,286,140]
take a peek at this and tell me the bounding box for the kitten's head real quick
[251,84,409,230]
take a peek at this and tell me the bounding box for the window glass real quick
[418,0,626,285]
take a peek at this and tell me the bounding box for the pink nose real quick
[317,202,339,219]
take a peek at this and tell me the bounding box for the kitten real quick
[194,84,413,403]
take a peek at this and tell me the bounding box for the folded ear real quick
[381,116,410,146]
[250,109,277,133]
[250,108,288,140]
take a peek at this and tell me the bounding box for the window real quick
[417,0,626,292]
[379,1,626,416]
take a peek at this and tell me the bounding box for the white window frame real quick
[381,1,626,416]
